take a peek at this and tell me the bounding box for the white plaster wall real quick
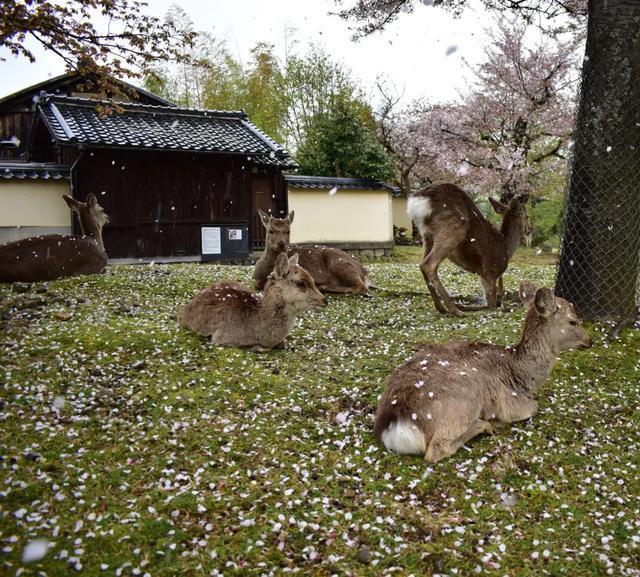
[288,188,393,244]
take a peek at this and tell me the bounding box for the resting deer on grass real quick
[179,252,326,351]
[408,183,532,316]
[0,194,109,283]
[254,209,371,295]
[374,281,592,463]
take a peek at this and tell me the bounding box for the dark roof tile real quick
[285,174,398,193]
[0,162,70,180]
[37,95,297,168]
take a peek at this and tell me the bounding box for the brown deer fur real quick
[0,194,110,282]
[179,253,326,350]
[408,183,532,316]
[253,209,370,295]
[374,281,592,463]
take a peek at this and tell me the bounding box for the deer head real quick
[259,209,294,254]
[63,194,110,250]
[519,281,592,353]
[268,252,327,311]
[490,195,532,242]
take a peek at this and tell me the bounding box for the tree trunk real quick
[556,0,640,322]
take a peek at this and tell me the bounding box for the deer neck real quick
[78,217,106,253]
[500,214,522,260]
[255,246,283,286]
[257,284,297,346]
[511,318,556,394]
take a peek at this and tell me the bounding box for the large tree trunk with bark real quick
[556,0,640,322]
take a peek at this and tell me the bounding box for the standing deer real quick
[408,183,532,316]
[254,209,371,295]
[0,194,110,283]
[179,252,326,351]
[374,281,592,463]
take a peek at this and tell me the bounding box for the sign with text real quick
[201,223,249,261]
[201,227,221,255]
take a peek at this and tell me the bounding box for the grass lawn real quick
[1,247,639,576]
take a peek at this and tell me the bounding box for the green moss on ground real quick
[1,250,639,576]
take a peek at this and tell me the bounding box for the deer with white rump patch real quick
[179,252,326,351]
[0,194,110,283]
[408,183,532,316]
[254,209,371,295]
[374,281,592,463]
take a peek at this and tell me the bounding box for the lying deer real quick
[254,209,371,295]
[374,281,592,463]
[0,194,110,283]
[179,252,326,350]
[374,282,592,463]
[407,183,532,316]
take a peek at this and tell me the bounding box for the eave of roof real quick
[0,162,70,180]
[285,174,398,193]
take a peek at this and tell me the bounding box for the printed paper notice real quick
[228,229,243,241]
[201,227,221,254]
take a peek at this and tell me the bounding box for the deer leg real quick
[456,277,500,311]
[500,398,538,424]
[420,244,463,316]
[327,261,368,295]
[426,420,494,463]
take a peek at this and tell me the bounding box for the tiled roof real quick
[36,94,296,168]
[285,174,399,193]
[0,162,70,180]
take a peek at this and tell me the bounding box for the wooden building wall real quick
[0,110,32,161]
[70,149,286,258]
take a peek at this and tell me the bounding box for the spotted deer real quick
[253,209,371,295]
[0,194,110,283]
[179,253,327,351]
[408,183,532,316]
[374,281,592,463]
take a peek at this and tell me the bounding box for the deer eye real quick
[569,320,578,326]
[296,281,307,290]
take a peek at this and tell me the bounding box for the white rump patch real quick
[406,196,432,238]
[381,420,426,455]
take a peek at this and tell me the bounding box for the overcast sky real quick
[0,0,498,106]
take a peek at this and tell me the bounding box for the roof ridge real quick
[39,93,247,119]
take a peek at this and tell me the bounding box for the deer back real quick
[182,254,326,349]
[178,281,264,347]
[0,235,107,282]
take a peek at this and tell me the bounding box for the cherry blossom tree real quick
[378,21,578,200]
[440,21,579,199]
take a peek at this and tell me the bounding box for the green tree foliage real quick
[144,13,394,180]
[296,96,395,181]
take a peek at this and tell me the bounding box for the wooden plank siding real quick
[69,149,285,258]
[0,110,33,161]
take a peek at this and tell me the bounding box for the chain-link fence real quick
[555,12,640,324]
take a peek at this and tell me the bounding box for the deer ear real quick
[86,193,98,208]
[288,253,299,266]
[274,252,289,279]
[534,287,557,317]
[519,280,538,305]
[63,194,82,212]
[489,197,508,215]
[258,209,270,228]
[287,210,295,224]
